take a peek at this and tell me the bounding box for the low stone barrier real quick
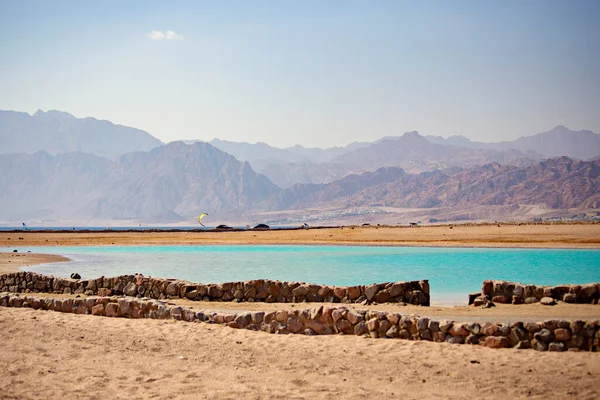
[473,280,600,305]
[0,272,430,306]
[1,292,598,351]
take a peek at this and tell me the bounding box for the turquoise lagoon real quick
[8,245,600,305]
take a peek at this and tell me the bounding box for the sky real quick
[1,0,599,148]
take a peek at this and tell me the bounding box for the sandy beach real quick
[1,223,599,398]
[1,223,600,248]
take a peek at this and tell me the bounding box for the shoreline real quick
[0,252,70,275]
[1,223,599,248]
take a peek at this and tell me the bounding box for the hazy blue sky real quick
[1,0,599,147]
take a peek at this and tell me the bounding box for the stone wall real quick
[477,280,600,305]
[0,272,430,306]
[1,292,598,351]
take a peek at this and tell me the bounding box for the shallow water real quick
[7,245,600,305]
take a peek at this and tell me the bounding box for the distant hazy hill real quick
[212,131,540,188]
[425,126,600,160]
[259,157,600,211]
[0,142,279,222]
[330,131,538,173]
[0,110,163,159]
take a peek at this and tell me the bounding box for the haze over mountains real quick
[0,110,163,159]
[0,109,599,225]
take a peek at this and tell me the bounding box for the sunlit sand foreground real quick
[0,306,599,399]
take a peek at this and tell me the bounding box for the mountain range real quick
[210,127,600,188]
[0,109,599,225]
[0,142,277,222]
[0,110,163,159]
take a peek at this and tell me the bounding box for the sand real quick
[0,253,70,275]
[1,223,599,248]
[1,307,599,400]
[1,223,599,398]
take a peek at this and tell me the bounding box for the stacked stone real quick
[474,280,600,305]
[1,292,599,351]
[0,272,430,306]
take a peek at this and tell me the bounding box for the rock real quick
[386,325,399,338]
[439,320,454,333]
[97,288,112,297]
[166,283,179,296]
[570,320,584,335]
[251,311,265,325]
[70,273,81,280]
[468,292,481,305]
[309,306,323,320]
[467,323,481,335]
[389,283,404,298]
[534,329,554,343]
[492,295,508,304]
[91,304,106,316]
[354,321,367,336]
[346,310,364,325]
[417,317,429,331]
[512,295,524,305]
[185,290,198,300]
[448,324,469,337]
[332,286,347,299]
[304,319,325,334]
[483,336,509,348]
[331,309,344,323]
[169,306,183,320]
[581,283,598,301]
[364,284,378,301]
[420,329,432,341]
[508,327,528,345]
[347,286,361,300]
[524,297,539,304]
[428,320,440,332]
[287,316,303,333]
[123,282,137,297]
[481,323,499,336]
[336,319,353,334]
[531,339,548,351]
[366,318,379,332]
[473,297,486,307]
[515,340,530,349]
[378,320,391,337]
[498,324,511,336]
[554,328,571,341]
[542,320,559,331]
[548,342,566,352]
[398,329,412,340]
[373,290,391,304]
[482,280,493,296]
[524,322,541,333]
[445,335,464,344]
[465,335,479,345]
[562,293,577,303]
[235,312,252,328]
[386,313,400,325]
[432,332,446,342]
[275,310,288,323]
[540,297,556,306]
[291,285,309,297]
[105,303,120,317]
